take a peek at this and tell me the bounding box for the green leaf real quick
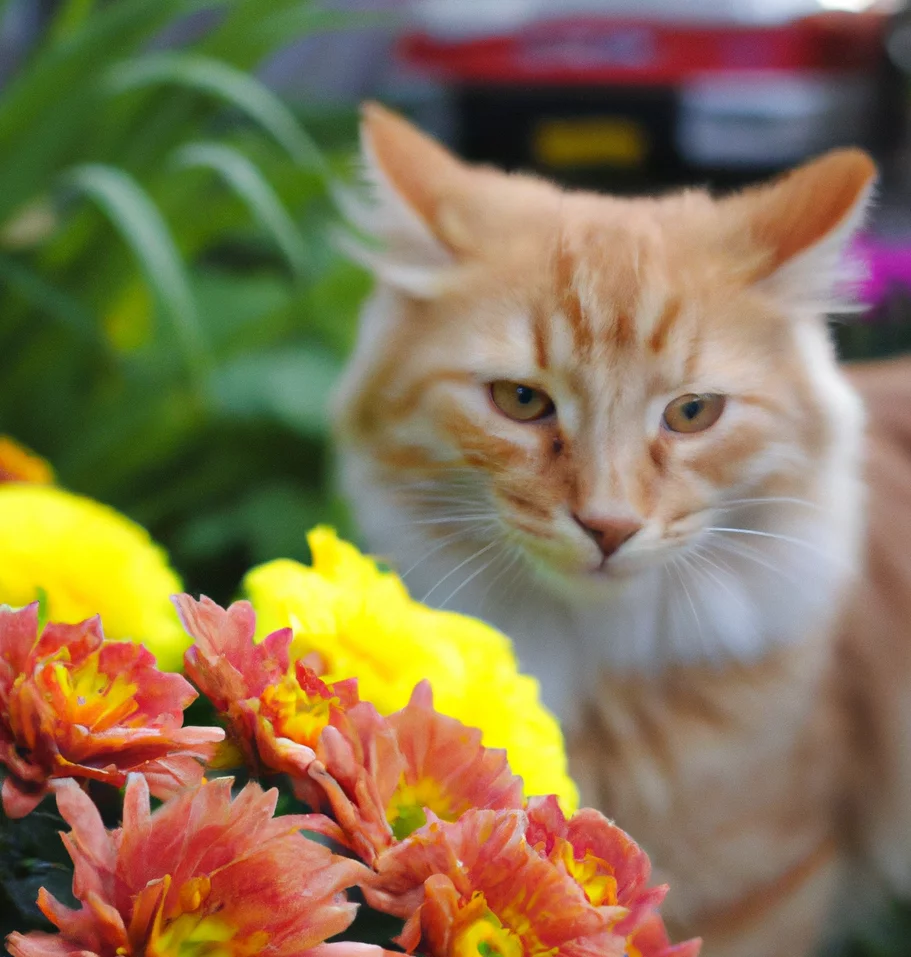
[60,163,207,382]
[0,797,76,934]
[175,480,324,565]
[47,0,101,43]
[0,252,100,344]
[0,0,194,223]
[171,142,308,278]
[208,346,341,438]
[106,52,326,173]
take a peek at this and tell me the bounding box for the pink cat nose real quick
[573,513,642,558]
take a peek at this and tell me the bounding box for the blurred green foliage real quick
[0,0,372,602]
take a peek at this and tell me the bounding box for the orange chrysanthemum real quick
[177,596,523,868]
[176,594,359,778]
[300,682,524,867]
[365,808,627,957]
[525,796,701,957]
[0,603,222,818]
[5,775,382,957]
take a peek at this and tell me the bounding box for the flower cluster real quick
[176,594,524,867]
[245,526,577,810]
[0,602,222,817]
[366,807,700,957]
[170,593,699,955]
[0,458,698,957]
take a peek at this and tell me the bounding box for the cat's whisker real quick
[438,545,506,610]
[689,543,746,610]
[719,496,824,512]
[664,558,692,660]
[675,552,709,657]
[706,533,794,581]
[398,513,499,527]
[704,526,831,560]
[478,546,523,614]
[399,521,499,579]
[498,549,530,613]
[420,539,500,604]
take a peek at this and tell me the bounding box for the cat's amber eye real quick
[490,380,555,422]
[662,393,726,434]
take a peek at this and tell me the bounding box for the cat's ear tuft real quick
[728,148,877,308]
[336,102,474,297]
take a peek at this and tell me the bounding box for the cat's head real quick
[334,104,873,603]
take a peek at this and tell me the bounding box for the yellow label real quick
[533,117,646,169]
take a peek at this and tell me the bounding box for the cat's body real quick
[334,103,911,956]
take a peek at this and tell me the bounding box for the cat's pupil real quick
[682,400,702,420]
[516,386,535,405]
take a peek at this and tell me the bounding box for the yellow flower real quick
[243,527,578,812]
[0,483,188,670]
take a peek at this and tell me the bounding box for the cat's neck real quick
[339,446,864,726]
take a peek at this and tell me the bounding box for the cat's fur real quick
[333,103,911,956]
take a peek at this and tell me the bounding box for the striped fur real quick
[333,105,911,955]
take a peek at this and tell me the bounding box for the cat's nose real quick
[572,513,642,558]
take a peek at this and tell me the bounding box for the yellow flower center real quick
[260,673,337,748]
[452,895,525,957]
[146,876,268,957]
[386,775,457,840]
[555,840,617,908]
[53,652,139,731]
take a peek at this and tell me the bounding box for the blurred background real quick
[1,1,910,951]
[1,0,910,599]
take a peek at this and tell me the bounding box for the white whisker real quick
[399,522,498,579]
[707,533,792,580]
[399,513,499,527]
[720,496,823,511]
[439,548,505,610]
[420,540,499,603]
[705,526,830,560]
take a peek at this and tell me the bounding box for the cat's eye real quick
[490,380,555,422]
[662,393,725,434]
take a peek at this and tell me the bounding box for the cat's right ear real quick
[336,102,476,298]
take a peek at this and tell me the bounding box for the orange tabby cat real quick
[333,103,911,957]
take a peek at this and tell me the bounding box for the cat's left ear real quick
[725,148,877,308]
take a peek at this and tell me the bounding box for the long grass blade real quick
[107,52,326,173]
[171,141,308,278]
[0,252,100,344]
[60,163,207,382]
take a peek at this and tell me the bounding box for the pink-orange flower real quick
[301,682,524,867]
[177,596,524,868]
[6,774,382,957]
[365,808,626,957]
[175,594,359,779]
[525,796,700,957]
[0,603,222,818]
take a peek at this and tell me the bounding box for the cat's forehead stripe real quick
[555,238,595,357]
[531,300,551,370]
[648,296,682,354]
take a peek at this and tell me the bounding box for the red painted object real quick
[401,13,886,87]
